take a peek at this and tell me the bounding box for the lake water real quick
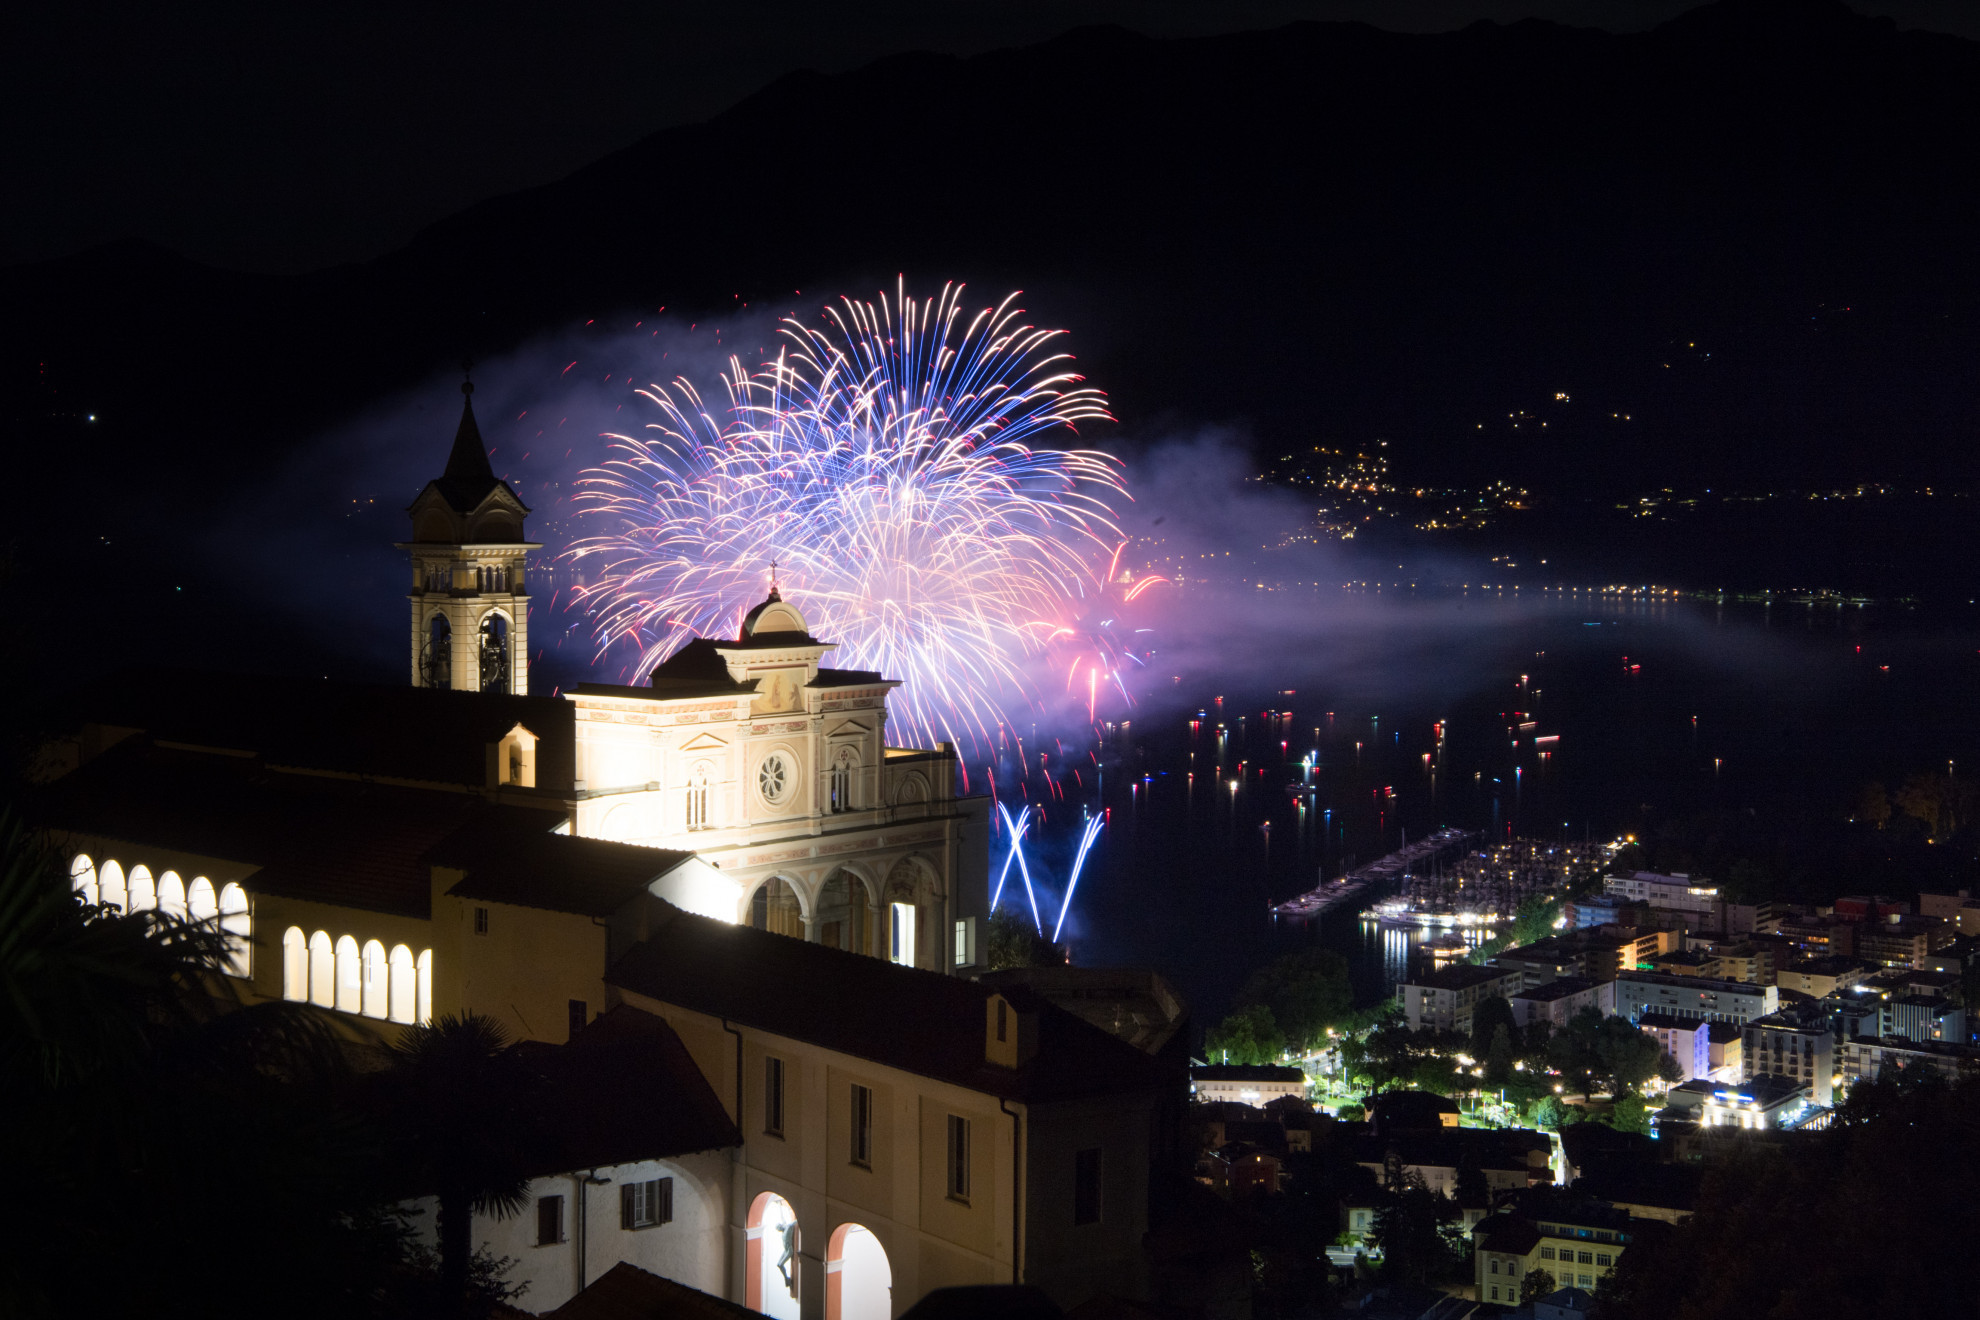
[996,588,1980,1026]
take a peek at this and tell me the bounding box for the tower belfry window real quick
[479,615,511,693]
[421,616,452,690]
[405,371,535,695]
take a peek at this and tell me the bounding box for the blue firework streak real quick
[569,281,1127,747]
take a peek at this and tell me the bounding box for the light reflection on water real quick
[1358,917,1494,1000]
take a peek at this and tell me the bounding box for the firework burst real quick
[568,282,1128,745]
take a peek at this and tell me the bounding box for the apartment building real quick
[1741,1005,1834,1105]
[1396,964,1525,1032]
[1611,972,1779,1026]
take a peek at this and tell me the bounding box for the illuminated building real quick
[1189,1064,1306,1107]
[1741,1005,1834,1105]
[1612,971,1778,1026]
[1396,964,1524,1032]
[40,389,1169,1316]
[1697,1076,1810,1130]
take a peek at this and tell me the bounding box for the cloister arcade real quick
[825,1223,892,1320]
[743,856,942,969]
[281,928,433,1026]
[745,1193,892,1320]
[70,853,249,977]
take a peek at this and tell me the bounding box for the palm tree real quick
[0,808,384,1320]
[0,811,235,1086]
[386,1012,542,1318]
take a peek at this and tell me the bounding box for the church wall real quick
[614,992,1017,1316]
[441,895,612,1044]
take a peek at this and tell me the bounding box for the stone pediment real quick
[679,732,730,752]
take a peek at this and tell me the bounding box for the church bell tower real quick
[398,370,537,695]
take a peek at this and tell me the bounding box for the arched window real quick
[99,860,126,912]
[497,723,537,787]
[831,750,855,813]
[478,613,510,693]
[749,878,805,940]
[218,884,250,978]
[282,928,308,1001]
[335,935,361,1014]
[70,854,98,907]
[361,940,389,1019]
[817,869,873,955]
[157,871,187,920]
[421,614,452,690]
[187,876,217,923]
[308,931,335,1007]
[128,865,156,913]
[415,949,433,1025]
[388,945,416,1024]
[687,763,711,830]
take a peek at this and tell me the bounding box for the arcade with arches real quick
[69,853,250,977]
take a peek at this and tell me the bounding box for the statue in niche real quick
[777,1220,801,1295]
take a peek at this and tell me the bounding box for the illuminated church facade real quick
[40,382,1174,1319]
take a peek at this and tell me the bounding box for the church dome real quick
[740,588,811,640]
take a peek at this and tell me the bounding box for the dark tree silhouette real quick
[387,1012,543,1319]
[0,808,401,1320]
[1599,1074,1980,1319]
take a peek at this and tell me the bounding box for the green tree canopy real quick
[1470,995,1518,1059]
[1206,1003,1285,1065]
[1520,1268,1559,1302]
[1372,1179,1468,1285]
[1607,1092,1651,1135]
[1483,1023,1518,1090]
[985,909,1061,970]
[1232,947,1354,1052]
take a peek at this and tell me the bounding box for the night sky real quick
[8,1,1976,272]
[9,0,1980,693]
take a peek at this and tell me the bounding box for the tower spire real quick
[443,358,497,490]
[400,365,538,696]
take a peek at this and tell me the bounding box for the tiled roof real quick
[438,830,694,917]
[607,904,1176,1103]
[1192,1064,1305,1083]
[36,738,570,918]
[1348,1126,1549,1173]
[643,639,759,692]
[548,1262,756,1320]
[63,667,576,790]
[509,1006,739,1175]
[423,390,527,515]
[811,667,890,688]
[1475,1216,1542,1256]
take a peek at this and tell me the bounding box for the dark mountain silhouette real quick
[5,0,1980,682]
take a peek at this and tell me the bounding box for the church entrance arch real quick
[748,877,806,939]
[745,1191,802,1319]
[815,868,875,955]
[825,1223,891,1320]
